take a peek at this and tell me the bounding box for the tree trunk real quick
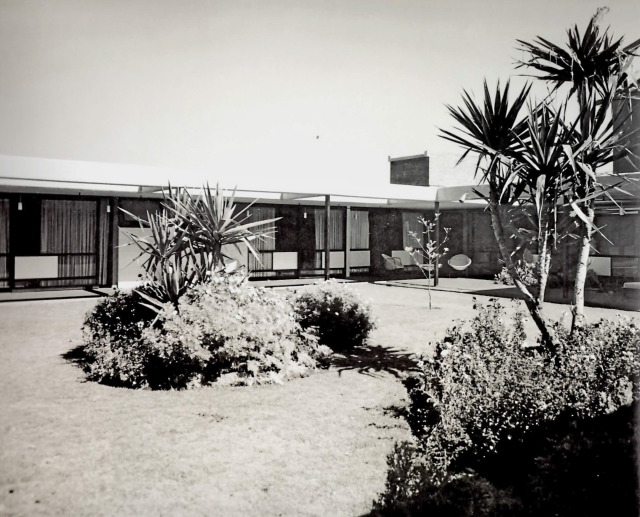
[536,205,554,304]
[537,231,551,304]
[572,203,595,330]
[488,201,557,352]
[572,87,595,332]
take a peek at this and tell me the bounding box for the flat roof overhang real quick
[0,154,490,210]
[1,154,636,212]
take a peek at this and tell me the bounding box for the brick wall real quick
[390,154,430,186]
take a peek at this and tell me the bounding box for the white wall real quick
[118,227,149,287]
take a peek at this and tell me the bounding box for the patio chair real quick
[382,254,404,271]
[448,254,472,276]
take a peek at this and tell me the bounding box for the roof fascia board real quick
[280,192,317,200]
[138,186,164,193]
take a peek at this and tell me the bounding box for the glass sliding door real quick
[247,205,276,277]
[314,208,345,273]
[402,211,423,249]
[39,199,98,287]
[349,209,371,274]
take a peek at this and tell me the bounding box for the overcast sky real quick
[0,0,638,193]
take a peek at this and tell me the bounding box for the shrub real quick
[549,319,640,417]
[374,301,639,515]
[371,441,522,517]
[81,276,331,389]
[82,289,157,388]
[494,260,538,287]
[292,279,375,351]
[144,274,331,387]
[402,300,639,474]
[478,403,640,517]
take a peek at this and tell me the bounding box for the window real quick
[314,208,344,250]
[402,211,423,249]
[350,210,369,250]
[118,199,162,227]
[247,205,276,275]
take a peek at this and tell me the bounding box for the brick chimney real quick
[389,151,429,186]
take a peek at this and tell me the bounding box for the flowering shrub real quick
[374,301,639,514]
[144,274,331,387]
[292,279,375,351]
[81,275,331,389]
[403,300,639,474]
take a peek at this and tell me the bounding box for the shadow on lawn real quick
[330,345,419,378]
[61,344,90,367]
[61,345,94,383]
[62,342,419,384]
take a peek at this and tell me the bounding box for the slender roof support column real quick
[434,202,440,287]
[324,195,330,280]
[345,206,351,278]
[107,198,117,287]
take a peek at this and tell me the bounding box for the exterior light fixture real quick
[17,196,22,211]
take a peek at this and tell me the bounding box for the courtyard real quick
[0,282,635,516]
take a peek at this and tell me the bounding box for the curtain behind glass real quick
[314,208,344,250]
[247,206,276,251]
[97,199,110,285]
[41,200,97,286]
[350,210,369,250]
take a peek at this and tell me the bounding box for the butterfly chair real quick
[382,254,404,271]
[448,254,472,276]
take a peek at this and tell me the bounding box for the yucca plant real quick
[163,183,280,274]
[516,9,639,100]
[122,184,280,311]
[513,104,580,304]
[441,80,531,201]
[440,81,561,350]
[121,208,195,309]
[441,12,639,346]
[517,9,640,327]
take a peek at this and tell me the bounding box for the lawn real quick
[0,283,636,516]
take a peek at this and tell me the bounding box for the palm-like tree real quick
[440,81,564,350]
[441,81,531,203]
[517,11,640,326]
[514,104,577,305]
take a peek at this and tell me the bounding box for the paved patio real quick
[0,275,637,311]
[377,277,640,312]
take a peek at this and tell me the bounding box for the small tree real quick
[404,214,450,310]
